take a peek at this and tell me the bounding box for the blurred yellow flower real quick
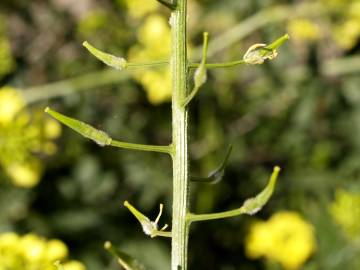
[137,14,171,48]
[129,15,172,105]
[0,86,61,188]
[20,233,47,261]
[334,18,360,49]
[44,118,62,139]
[138,69,172,105]
[0,86,25,125]
[245,211,316,270]
[46,239,69,261]
[62,261,86,270]
[287,19,321,42]
[5,160,42,188]
[42,142,59,156]
[329,189,360,238]
[321,0,360,49]
[124,0,158,18]
[0,232,85,270]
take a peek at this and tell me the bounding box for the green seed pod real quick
[45,107,112,146]
[83,41,127,70]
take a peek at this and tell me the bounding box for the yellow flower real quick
[46,239,69,261]
[62,261,86,270]
[329,189,360,238]
[287,19,321,42]
[20,233,47,261]
[245,211,316,270]
[124,0,158,18]
[0,232,19,247]
[320,0,360,49]
[0,232,85,269]
[334,18,360,49]
[5,160,42,188]
[44,118,62,139]
[0,87,62,188]
[0,86,25,125]
[42,142,58,155]
[129,15,172,105]
[139,69,172,105]
[137,14,171,48]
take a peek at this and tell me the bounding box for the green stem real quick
[171,0,190,269]
[128,59,247,70]
[152,231,172,238]
[22,69,131,104]
[111,141,173,155]
[190,60,246,69]
[187,208,246,223]
[126,60,170,69]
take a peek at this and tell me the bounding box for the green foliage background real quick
[0,0,360,269]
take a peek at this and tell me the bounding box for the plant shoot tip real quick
[44,106,50,113]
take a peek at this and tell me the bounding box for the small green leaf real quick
[243,34,289,65]
[45,107,112,146]
[241,166,281,215]
[83,41,127,70]
[104,241,146,270]
[191,144,233,184]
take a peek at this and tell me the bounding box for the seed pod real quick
[83,41,127,70]
[241,166,281,215]
[45,107,112,146]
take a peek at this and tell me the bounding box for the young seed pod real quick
[83,41,127,70]
[241,166,281,215]
[44,107,112,147]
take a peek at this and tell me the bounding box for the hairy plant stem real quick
[171,0,190,269]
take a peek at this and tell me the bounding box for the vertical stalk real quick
[171,0,189,270]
